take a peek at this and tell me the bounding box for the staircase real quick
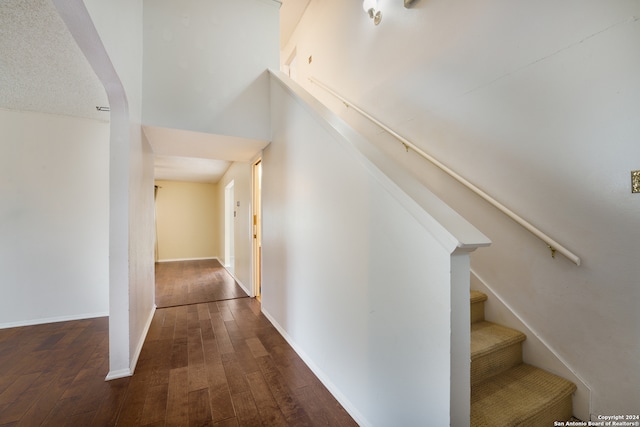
[470,290,577,426]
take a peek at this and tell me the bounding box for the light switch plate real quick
[632,170,640,193]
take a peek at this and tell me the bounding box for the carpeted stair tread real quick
[470,290,487,304]
[471,364,577,427]
[471,321,526,360]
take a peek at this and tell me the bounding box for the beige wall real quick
[155,180,220,261]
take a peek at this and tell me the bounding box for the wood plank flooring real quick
[155,259,248,308]
[0,262,358,426]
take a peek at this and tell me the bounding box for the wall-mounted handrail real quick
[309,77,581,266]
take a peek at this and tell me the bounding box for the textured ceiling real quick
[0,0,109,121]
[1,0,304,183]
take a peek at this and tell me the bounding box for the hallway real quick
[155,259,248,308]
[0,262,357,426]
[120,296,357,426]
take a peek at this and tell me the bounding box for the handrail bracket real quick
[308,76,581,266]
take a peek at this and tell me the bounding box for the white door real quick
[224,180,235,274]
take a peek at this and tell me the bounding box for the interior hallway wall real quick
[0,109,109,327]
[154,180,219,261]
[78,0,156,378]
[283,0,640,416]
[217,162,253,293]
[260,74,475,426]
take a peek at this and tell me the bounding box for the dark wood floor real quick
[155,259,248,308]
[0,262,357,426]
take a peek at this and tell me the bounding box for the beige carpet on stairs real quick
[471,364,576,426]
[470,290,577,426]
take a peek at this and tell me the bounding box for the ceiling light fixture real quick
[362,0,382,25]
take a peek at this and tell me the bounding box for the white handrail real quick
[309,77,581,266]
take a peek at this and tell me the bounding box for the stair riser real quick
[471,301,485,324]
[469,291,576,425]
[471,392,574,427]
[515,395,574,427]
[471,344,522,385]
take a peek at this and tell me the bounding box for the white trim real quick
[0,311,109,330]
[250,155,263,299]
[214,257,251,297]
[105,368,132,381]
[105,304,156,381]
[156,257,217,263]
[129,305,156,375]
[261,307,371,427]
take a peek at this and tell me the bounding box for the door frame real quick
[251,158,262,299]
[224,180,235,274]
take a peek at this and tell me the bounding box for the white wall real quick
[142,0,279,140]
[261,73,488,426]
[284,0,640,417]
[128,127,156,373]
[218,162,253,293]
[0,109,109,327]
[60,0,156,378]
[92,0,156,378]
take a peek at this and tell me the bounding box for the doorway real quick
[252,159,262,299]
[285,48,297,81]
[224,180,235,274]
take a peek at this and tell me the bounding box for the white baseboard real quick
[105,368,132,381]
[214,257,252,297]
[156,256,217,263]
[260,307,370,427]
[104,304,156,382]
[231,277,251,297]
[129,304,156,375]
[0,311,109,330]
